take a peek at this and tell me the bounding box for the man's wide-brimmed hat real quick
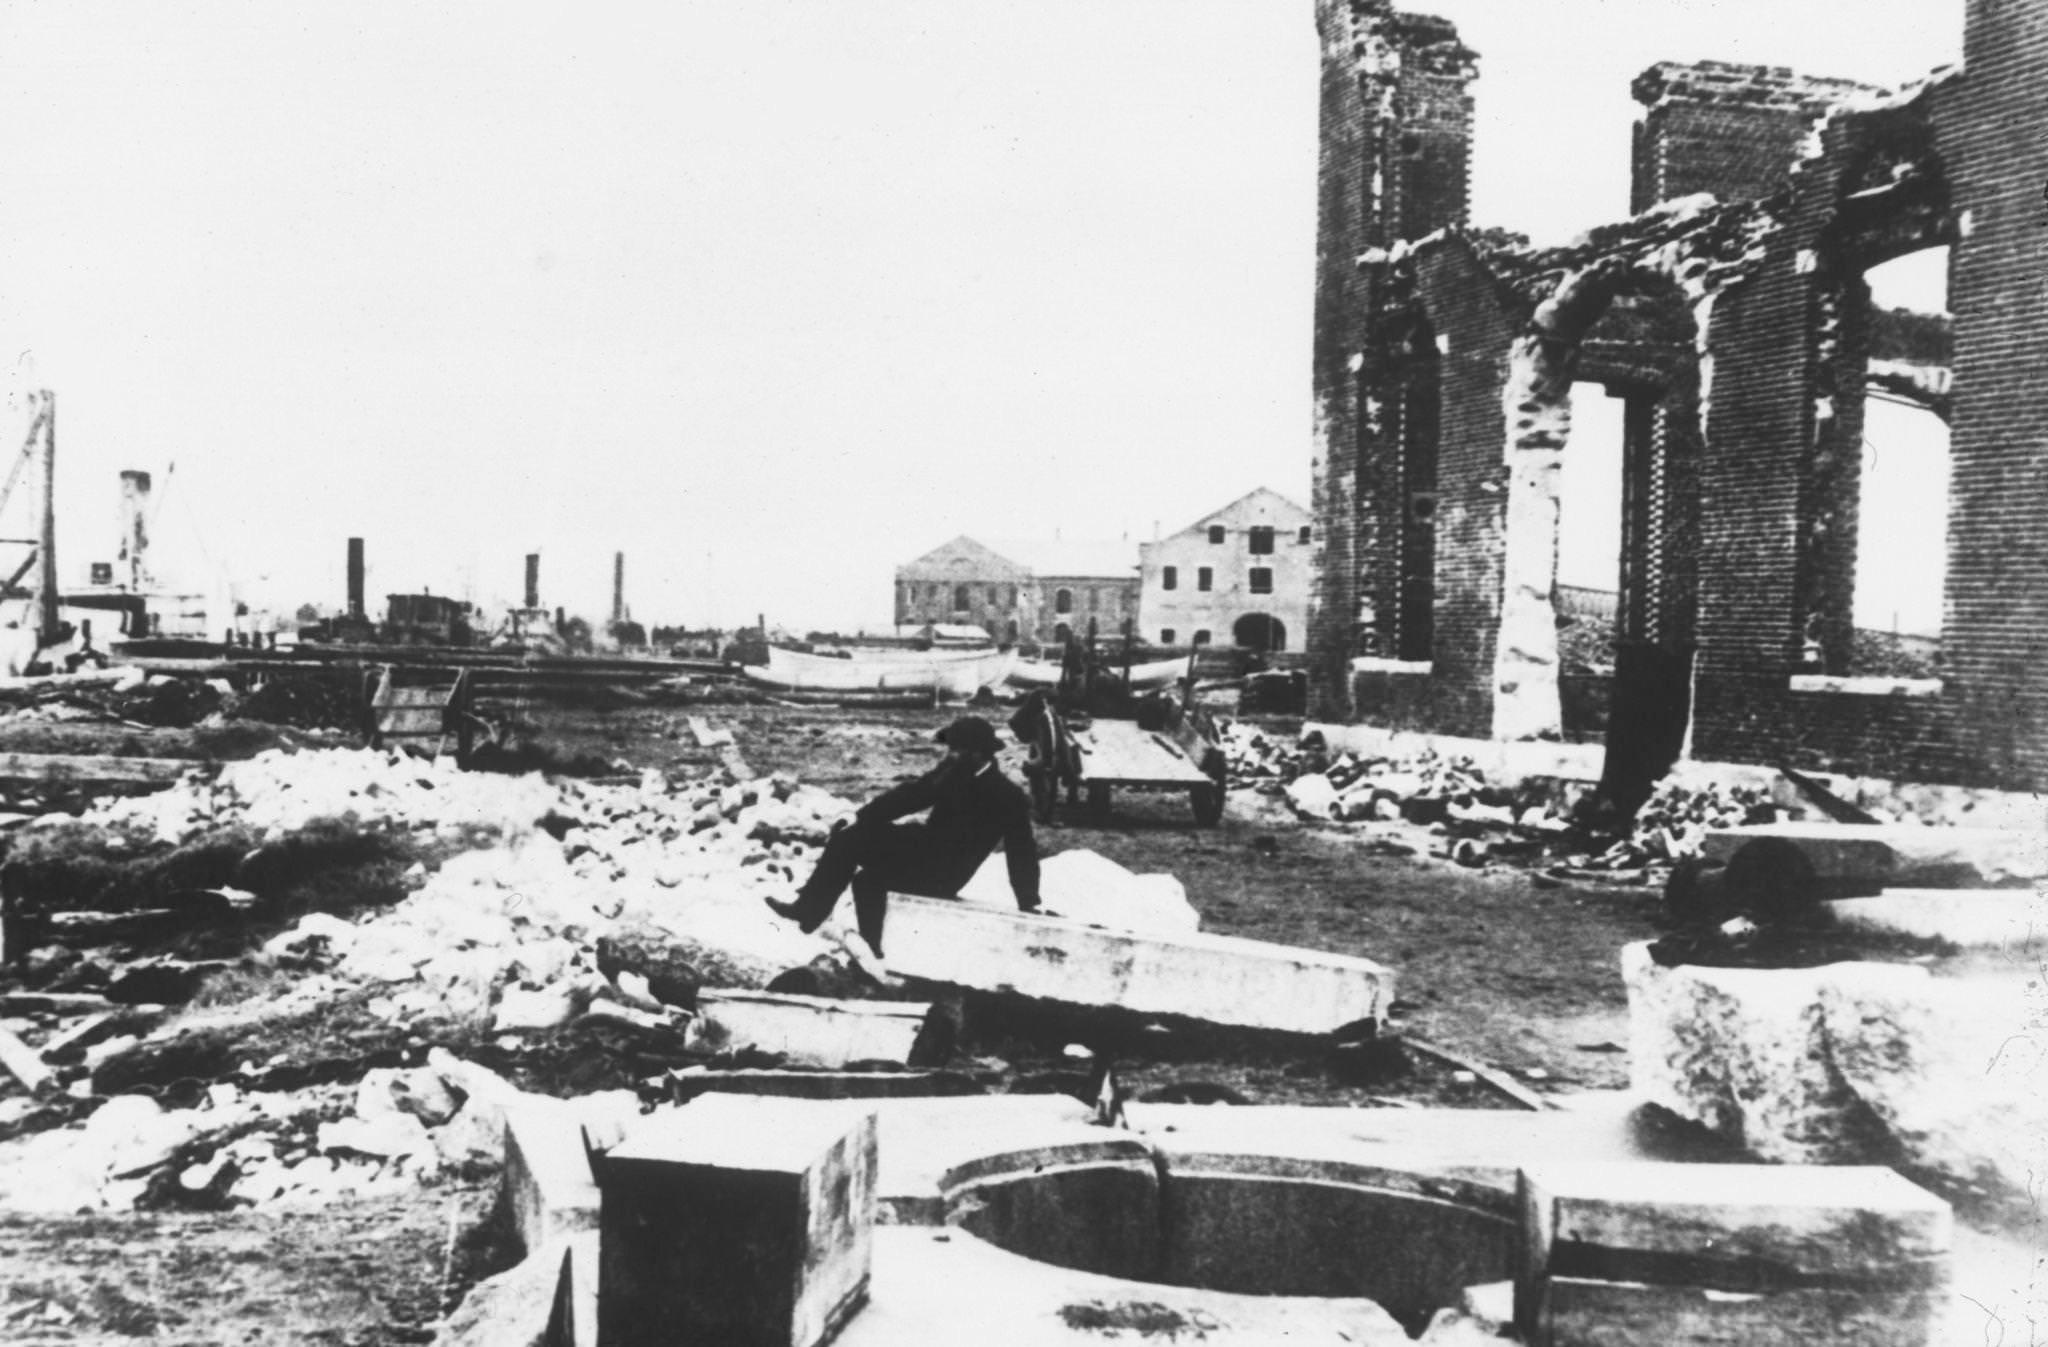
[934,716,1001,756]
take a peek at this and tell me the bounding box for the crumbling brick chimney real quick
[1629,61,1887,215]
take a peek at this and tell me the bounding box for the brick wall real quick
[1410,245,1517,738]
[1308,0,1371,716]
[1686,0,2048,789]
[1933,0,2048,783]
[1630,62,1885,214]
[1308,0,1476,718]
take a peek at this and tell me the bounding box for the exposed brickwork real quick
[1630,62,1887,213]
[1931,0,2048,782]
[1311,0,2044,791]
[1308,0,1477,718]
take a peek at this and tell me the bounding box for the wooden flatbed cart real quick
[1012,689,1228,827]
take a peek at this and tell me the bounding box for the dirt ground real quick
[553,701,1664,1095]
[0,697,1675,1342]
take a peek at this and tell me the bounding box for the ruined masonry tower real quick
[1308,0,1477,711]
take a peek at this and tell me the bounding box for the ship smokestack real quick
[118,470,152,590]
[346,538,365,621]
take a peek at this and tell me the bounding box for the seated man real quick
[766,715,1040,956]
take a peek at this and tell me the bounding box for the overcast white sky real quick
[0,0,1963,634]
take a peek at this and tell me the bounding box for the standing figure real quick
[766,716,1040,956]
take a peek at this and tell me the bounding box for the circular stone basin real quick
[940,1143,1516,1327]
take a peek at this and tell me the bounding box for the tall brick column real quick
[1308,0,1476,718]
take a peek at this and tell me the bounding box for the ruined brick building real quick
[1308,0,2046,800]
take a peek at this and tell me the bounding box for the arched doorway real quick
[1233,613,1286,652]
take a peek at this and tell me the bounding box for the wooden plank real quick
[0,992,122,1015]
[885,895,1393,1036]
[1403,1037,1556,1111]
[0,1025,54,1094]
[663,1068,980,1103]
[0,752,196,784]
[1070,721,1211,785]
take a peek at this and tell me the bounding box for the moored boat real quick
[745,644,1015,695]
[1006,652,1192,692]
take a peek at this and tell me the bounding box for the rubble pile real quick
[0,667,355,732]
[0,1046,630,1215]
[1213,718,1312,783]
[1230,727,1799,877]
[1625,776,1778,861]
[71,746,567,843]
[0,740,1195,1215]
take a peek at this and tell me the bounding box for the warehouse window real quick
[1055,588,1073,614]
[1250,567,1273,594]
[1208,525,1225,544]
[1297,525,1312,544]
[1197,567,1213,592]
[1193,629,1211,645]
[1162,566,1178,591]
[1160,628,1177,645]
[953,584,970,611]
[1054,622,1071,644]
[1248,526,1275,555]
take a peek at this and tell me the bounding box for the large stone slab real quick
[884,894,1393,1034]
[598,1095,877,1347]
[838,1225,1414,1346]
[1517,1161,1951,1347]
[684,989,931,1067]
[941,1136,1163,1282]
[1825,889,2047,948]
[1622,943,2045,1195]
[1699,823,2048,887]
[1518,1161,1950,1288]
[1155,1147,1517,1323]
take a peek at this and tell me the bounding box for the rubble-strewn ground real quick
[0,694,2001,1342]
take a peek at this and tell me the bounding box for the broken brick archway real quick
[1496,264,1706,813]
[1233,613,1288,653]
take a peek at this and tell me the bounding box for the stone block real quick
[1517,1161,1950,1347]
[505,1104,602,1256]
[503,1093,644,1256]
[1699,823,2048,887]
[1622,942,2045,1194]
[1157,1148,1517,1323]
[1825,888,2047,948]
[942,1137,1162,1282]
[684,989,931,1068]
[598,1095,877,1347]
[884,894,1393,1035]
[1532,1276,1949,1347]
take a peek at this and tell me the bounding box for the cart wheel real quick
[1029,768,1057,824]
[1086,782,1111,821]
[1190,783,1224,827]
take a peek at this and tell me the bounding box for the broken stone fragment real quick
[318,1110,432,1161]
[354,1065,463,1128]
[492,984,579,1033]
[595,924,703,1010]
